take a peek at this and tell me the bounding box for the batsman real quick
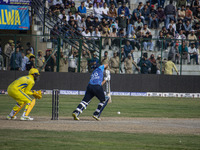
[6,68,42,121]
[72,64,111,121]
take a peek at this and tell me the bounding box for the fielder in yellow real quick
[7,68,42,121]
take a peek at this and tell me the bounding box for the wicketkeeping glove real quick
[33,90,42,99]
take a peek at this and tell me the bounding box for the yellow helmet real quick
[29,68,40,76]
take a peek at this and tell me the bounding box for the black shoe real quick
[109,46,112,50]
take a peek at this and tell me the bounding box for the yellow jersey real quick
[164,60,178,75]
[7,75,35,95]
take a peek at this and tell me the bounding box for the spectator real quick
[10,47,22,71]
[101,27,110,49]
[37,50,45,72]
[102,3,110,20]
[86,2,94,17]
[5,41,14,58]
[85,16,93,28]
[157,31,166,50]
[168,24,175,37]
[26,55,35,71]
[158,0,165,8]
[167,20,176,31]
[59,51,68,72]
[120,47,126,65]
[78,17,86,31]
[176,0,187,9]
[165,32,173,49]
[118,2,130,17]
[66,11,73,21]
[93,0,103,8]
[59,9,66,20]
[184,20,192,36]
[160,26,168,37]
[176,19,185,33]
[26,49,33,59]
[70,2,77,14]
[157,6,165,24]
[168,43,180,64]
[176,30,186,44]
[107,0,118,8]
[137,52,151,74]
[164,56,179,75]
[156,55,165,74]
[143,32,154,51]
[164,0,176,29]
[118,10,127,34]
[134,18,143,30]
[149,54,157,74]
[188,30,198,48]
[185,5,193,21]
[109,28,118,48]
[108,3,117,19]
[73,11,81,23]
[44,49,56,72]
[194,7,200,23]
[101,51,109,65]
[78,1,87,18]
[178,5,186,20]
[124,40,134,57]
[178,41,189,63]
[191,0,199,13]
[141,24,151,35]
[21,52,29,71]
[141,4,150,24]
[94,2,103,21]
[80,50,90,73]
[149,5,158,29]
[132,5,142,21]
[84,0,92,7]
[92,27,101,45]
[117,28,126,45]
[128,31,141,51]
[53,0,63,6]
[26,42,34,55]
[188,43,199,64]
[68,51,77,72]
[109,51,119,74]
[124,53,139,74]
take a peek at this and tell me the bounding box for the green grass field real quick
[0,95,200,150]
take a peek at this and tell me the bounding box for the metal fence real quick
[0,34,199,75]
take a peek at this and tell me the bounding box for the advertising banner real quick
[0,5,30,30]
[0,0,30,6]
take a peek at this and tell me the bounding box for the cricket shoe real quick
[72,112,80,120]
[92,115,101,121]
[20,116,34,121]
[6,115,17,120]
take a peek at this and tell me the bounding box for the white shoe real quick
[6,115,17,120]
[20,116,34,121]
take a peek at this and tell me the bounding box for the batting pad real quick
[25,99,36,116]
[12,103,26,118]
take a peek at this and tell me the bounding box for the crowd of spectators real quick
[0,0,200,74]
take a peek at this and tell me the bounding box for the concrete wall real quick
[0,71,200,93]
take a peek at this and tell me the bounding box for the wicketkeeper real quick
[72,64,111,121]
[6,68,42,121]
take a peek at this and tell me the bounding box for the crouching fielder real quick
[7,68,42,121]
[72,64,110,121]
